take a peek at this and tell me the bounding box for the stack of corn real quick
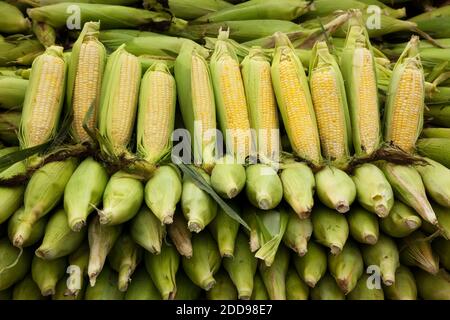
[1,0,450,301]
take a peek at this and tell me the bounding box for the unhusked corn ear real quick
[67,22,106,143]
[286,267,309,300]
[19,45,67,149]
[346,274,384,300]
[384,36,425,153]
[416,138,450,168]
[12,158,78,248]
[0,2,30,34]
[293,241,327,288]
[259,245,289,300]
[144,0,232,20]
[415,269,450,300]
[137,61,176,164]
[414,157,450,208]
[175,42,216,172]
[271,32,321,166]
[206,270,237,300]
[421,128,450,139]
[167,214,192,259]
[310,274,345,300]
[8,207,47,248]
[84,266,124,300]
[130,207,165,255]
[251,274,269,300]
[282,208,312,256]
[31,255,65,296]
[124,267,160,300]
[340,14,381,157]
[383,266,417,300]
[400,231,439,275]
[379,201,421,238]
[209,206,240,258]
[347,206,379,245]
[309,41,352,166]
[245,164,283,210]
[210,29,251,161]
[174,270,202,300]
[12,275,45,301]
[241,47,280,163]
[210,155,246,199]
[312,205,349,255]
[0,238,31,291]
[98,45,141,157]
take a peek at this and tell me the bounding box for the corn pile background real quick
[0,0,450,301]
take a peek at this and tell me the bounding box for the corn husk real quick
[31,255,65,296]
[66,243,89,297]
[283,208,312,256]
[0,76,27,110]
[245,164,283,210]
[129,206,165,255]
[417,138,450,168]
[12,276,45,300]
[209,206,240,258]
[52,275,85,300]
[124,267,160,300]
[0,111,20,145]
[433,238,450,271]
[293,241,327,288]
[206,270,237,300]
[415,157,450,208]
[400,231,439,275]
[0,2,30,34]
[383,266,417,300]
[286,267,309,300]
[0,237,31,290]
[310,274,345,300]
[347,274,385,300]
[0,35,44,67]
[415,269,450,300]
[167,213,193,259]
[8,207,47,248]
[210,156,246,199]
[347,205,379,245]
[312,205,349,255]
[259,245,289,300]
[84,266,124,300]
[174,270,202,300]
[145,0,232,20]
[251,273,269,300]
[380,201,422,238]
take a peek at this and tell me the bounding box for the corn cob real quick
[310,41,352,166]
[0,76,27,110]
[145,0,232,20]
[433,238,450,271]
[124,267,160,300]
[181,167,218,233]
[64,157,108,231]
[7,207,47,248]
[98,45,140,158]
[0,1,30,34]
[425,105,450,128]
[0,148,24,223]
[282,209,312,256]
[206,270,237,300]
[209,206,239,258]
[271,33,321,165]
[182,231,221,291]
[347,205,379,245]
[280,161,315,219]
[328,240,364,294]
[84,266,124,300]
[144,165,182,225]
[259,245,290,300]
[422,128,450,139]
[399,231,439,275]
[167,213,192,259]
[347,274,385,300]
[12,159,77,248]
[310,274,345,300]
[416,138,450,168]
[415,158,450,208]
[384,36,425,153]
[210,29,251,160]
[303,0,405,19]
[66,22,106,143]
[415,269,450,300]
[0,238,31,291]
[27,3,172,30]
[251,274,269,300]
[286,268,309,300]
[12,276,45,301]
[340,14,381,157]
[0,111,20,145]
[361,234,399,286]
[381,162,437,225]
[31,256,66,296]
[87,216,122,286]
[352,163,394,217]
[223,232,257,300]
[178,19,303,42]
[210,155,246,199]
[144,242,179,300]
[19,45,67,150]
[315,166,356,213]
[0,35,44,67]
[108,234,142,292]
[383,266,417,300]
[312,205,349,255]
[129,207,165,255]
[241,47,280,163]
[195,0,312,23]
[175,42,217,172]
[293,241,327,288]
[174,271,202,300]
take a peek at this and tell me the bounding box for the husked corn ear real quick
[137,61,176,164]
[20,45,67,149]
[271,32,321,166]
[175,42,216,171]
[241,47,280,162]
[210,29,251,161]
[340,14,381,157]
[99,45,141,157]
[67,22,106,143]
[384,36,425,153]
[309,41,351,166]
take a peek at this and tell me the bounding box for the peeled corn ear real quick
[271,32,321,166]
[384,36,425,153]
[19,45,67,150]
[309,41,352,167]
[98,45,141,158]
[175,42,217,172]
[210,28,251,161]
[66,22,106,143]
[340,13,381,157]
[137,61,176,165]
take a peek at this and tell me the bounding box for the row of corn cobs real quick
[0,0,450,301]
